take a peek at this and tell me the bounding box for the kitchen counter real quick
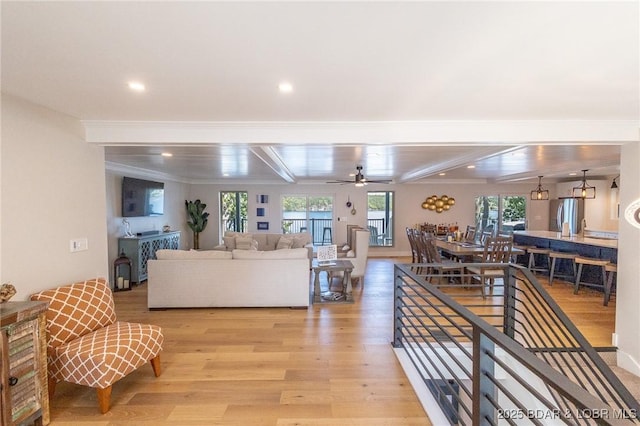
[513,231,617,249]
[514,231,617,285]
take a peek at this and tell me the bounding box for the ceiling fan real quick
[326,165,392,187]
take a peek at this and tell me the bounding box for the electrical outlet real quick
[70,238,89,252]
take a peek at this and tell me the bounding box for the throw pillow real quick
[346,250,355,258]
[223,236,236,250]
[276,236,293,250]
[235,236,254,250]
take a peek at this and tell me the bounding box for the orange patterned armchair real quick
[31,278,164,413]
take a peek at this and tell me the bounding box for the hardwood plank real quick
[46,257,615,425]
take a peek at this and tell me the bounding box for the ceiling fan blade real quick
[328,166,392,185]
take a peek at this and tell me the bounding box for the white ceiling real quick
[2,1,637,184]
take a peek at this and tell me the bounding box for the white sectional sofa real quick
[147,247,311,309]
[214,231,313,258]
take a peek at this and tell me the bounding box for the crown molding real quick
[84,120,639,145]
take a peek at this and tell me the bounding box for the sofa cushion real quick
[252,233,268,250]
[276,236,293,250]
[232,248,309,260]
[156,249,233,260]
[235,236,256,250]
[223,236,236,250]
[265,233,281,251]
[288,232,311,248]
[224,231,252,238]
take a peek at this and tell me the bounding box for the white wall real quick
[556,178,619,231]
[104,170,191,281]
[1,94,109,299]
[189,181,543,256]
[616,140,640,376]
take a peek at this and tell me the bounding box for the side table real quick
[312,259,354,303]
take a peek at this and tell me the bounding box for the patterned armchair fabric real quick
[31,278,164,413]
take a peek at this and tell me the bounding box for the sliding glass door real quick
[282,195,333,245]
[367,191,394,246]
[220,191,248,233]
[475,194,526,234]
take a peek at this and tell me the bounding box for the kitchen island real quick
[514,230,617,285]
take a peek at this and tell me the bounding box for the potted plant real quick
[185,199,209,249]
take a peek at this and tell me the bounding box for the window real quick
[282,195,333,245]
[220,191,248,233]
[475,195,526,234]
[368,191,394,246]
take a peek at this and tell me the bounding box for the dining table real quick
[435,239,524,260]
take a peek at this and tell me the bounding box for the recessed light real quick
[467,165,476,169]
[128,81,146,92]
[278,82,293,93]
[161,152,173,157]
[223,173,230,177]
[569,172,577,176]
[439,173,446,176]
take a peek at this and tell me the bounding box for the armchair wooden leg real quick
[150,355,162,377]
[97,386,112,414]
[48,377,57,399]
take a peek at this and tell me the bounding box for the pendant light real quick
[572,169,596,199]
[610,175,620,189]
[530,176,549,201]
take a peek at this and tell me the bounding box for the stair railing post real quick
[473,328,496,426]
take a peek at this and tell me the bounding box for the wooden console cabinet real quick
[118,231,180,283]
[1,301,49,426]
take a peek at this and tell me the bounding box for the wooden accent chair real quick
[30,278,164,413]
[422,234,465,284]
[466,236,513,298]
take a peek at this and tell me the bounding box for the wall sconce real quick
[421,194,455,213]
[610,175,620,189]
[572,169,596,199]
[625,199,640,230]
[530,176,549,201]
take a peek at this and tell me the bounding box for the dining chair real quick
[412,231,432,275]
[423,235,465,284]
[464,225,476,243]
[465,236,513,298]
[406,227,420,263]
[480,229,494,245]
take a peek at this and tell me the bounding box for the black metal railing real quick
[367,218,393,246]
[282,218,333,245]
[223,218,248,233]
[393,263,639,425]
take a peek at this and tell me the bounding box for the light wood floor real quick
[47,257,615,425]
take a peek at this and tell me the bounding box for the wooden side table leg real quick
[344,269,353,301]
[313,269,322,303]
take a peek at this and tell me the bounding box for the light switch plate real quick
[70,238,88,252]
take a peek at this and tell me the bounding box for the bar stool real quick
[527,247,551,275]
[604,263,617,306]
[548,251,578,286]
[513,244,535,266]
[574,257,610,306]
[322,227,332,245]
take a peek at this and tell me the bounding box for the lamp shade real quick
[572,170,596,199]
[530,176,549,201]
